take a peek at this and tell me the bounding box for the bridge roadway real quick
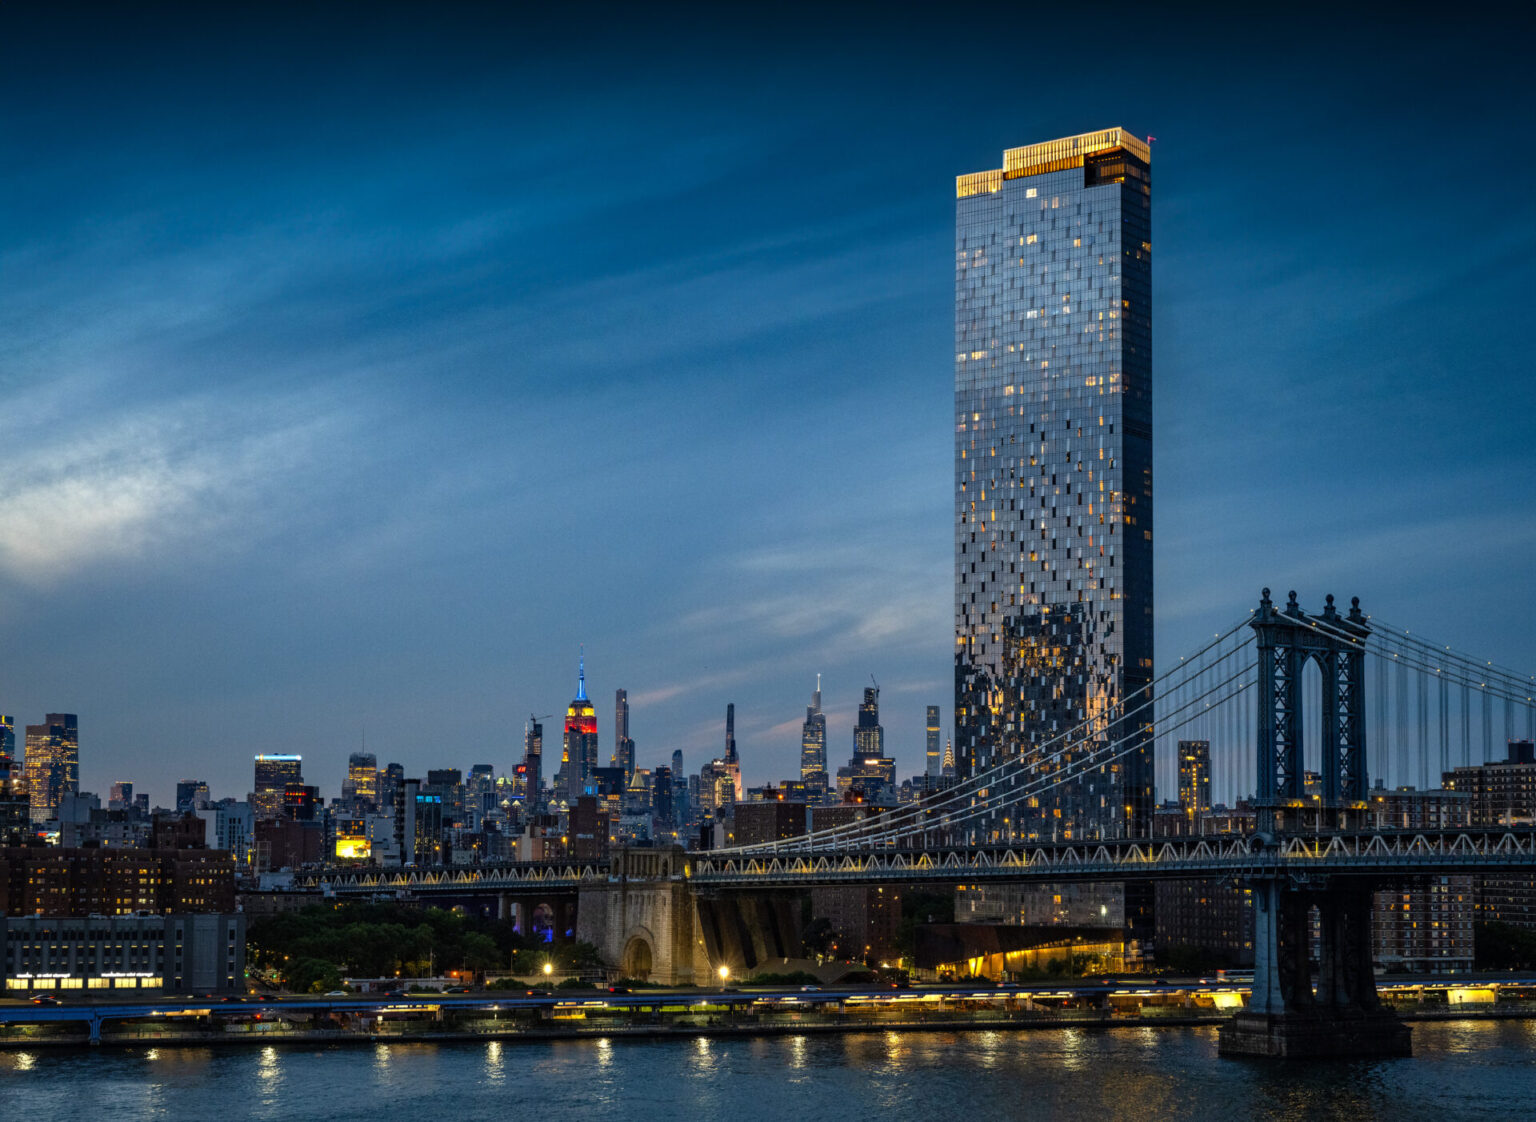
[6,976,1536,1037]
[293,826,1536,894]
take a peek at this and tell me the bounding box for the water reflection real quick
[2,1024,1533,1121]
[484,1040,504,1084]
[257,1044,281,1101]
[1057,1028,1088,1072]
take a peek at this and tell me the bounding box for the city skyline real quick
[2,6,1532,806]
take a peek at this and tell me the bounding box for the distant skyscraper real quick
[925,705,942,778]
[252,754,302,820]
[837,686,897,803]
[378,762,404,817]
[108,781,133,811]
[942,738,956,780]
[1177,740,1211,815]
[651,765,674,833]
[0,717,13,796]
[613,688,635,780]
[671,748,688,826]
[955,128,1154,843]
[800,676,828,799]
[558,653,598,803]
[344,752,379,809]
[522,718,544,811]
[722,703,742,801]
[854,686,884,759]
[175,779,210,813]
[24,713,78,823]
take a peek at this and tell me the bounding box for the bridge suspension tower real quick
[1220,589,1411,1059]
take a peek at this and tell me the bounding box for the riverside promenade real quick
[4,977,1534,1049]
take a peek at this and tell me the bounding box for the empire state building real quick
[556,653,598,803]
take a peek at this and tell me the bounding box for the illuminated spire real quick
[576,647,587,702]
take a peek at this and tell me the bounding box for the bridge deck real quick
[293,828,1536,893]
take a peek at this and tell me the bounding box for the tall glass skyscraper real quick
[954,128,1153,844]
[24,713,78,824]
[799,676,828,799]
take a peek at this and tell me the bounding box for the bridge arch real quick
[620,928,655,980]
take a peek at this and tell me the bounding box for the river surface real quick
[2,1021,1533,1120]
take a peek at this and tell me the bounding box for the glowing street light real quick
[543,962,554,977]
[717,964,730,990]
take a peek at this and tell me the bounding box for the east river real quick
[3,1021,1533,1120]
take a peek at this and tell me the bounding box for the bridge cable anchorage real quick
[719,621,1255,854]
[723,627,1259,855]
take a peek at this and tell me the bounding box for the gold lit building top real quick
[957,128,1151,198]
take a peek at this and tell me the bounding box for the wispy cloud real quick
[0,386,348,587]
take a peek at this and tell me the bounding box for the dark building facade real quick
[733,801,808,848]
[3,912,245,996]
[1445,741,1536,931]
[252,754,302,820]
[1177,741,1211,815]
[0,847,235,916]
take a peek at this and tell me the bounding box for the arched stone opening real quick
[621,935,654,980]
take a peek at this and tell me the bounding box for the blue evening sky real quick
[2,4,1532,804]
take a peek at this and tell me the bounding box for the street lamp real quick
[543,962,553,978]
[717,964,730,990]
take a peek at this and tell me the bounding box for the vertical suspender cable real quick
[1438,673,1449,788]
[1382,645,1394,786]
[1461,680,1471,768]
[1417,665,1430,790]
[1482,687,1493,764]
[1396,647,1409,789]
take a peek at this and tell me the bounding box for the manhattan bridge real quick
[302,589,1536,1057]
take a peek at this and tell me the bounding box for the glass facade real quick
[955,128,1153,843]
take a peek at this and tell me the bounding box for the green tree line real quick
[248,902,600,993]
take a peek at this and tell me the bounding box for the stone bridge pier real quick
[1218,875,1410,1058]
[577,847,709,984]
[575,847,803,984]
